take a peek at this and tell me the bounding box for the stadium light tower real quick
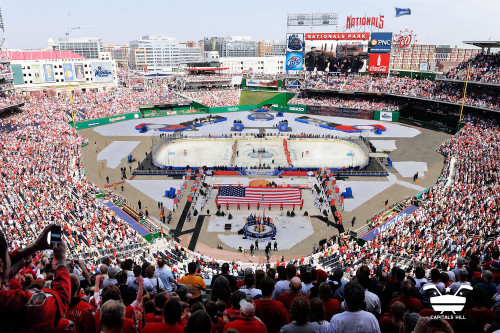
[0,7,6,51]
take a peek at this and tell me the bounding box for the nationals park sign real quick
[306,33,370,41]
[360,205,418,241]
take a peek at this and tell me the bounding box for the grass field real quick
[239,90,278,106]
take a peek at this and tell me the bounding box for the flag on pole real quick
[395,8,411,17]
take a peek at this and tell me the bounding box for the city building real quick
[258,41,272,57]
[203,36,258,57]
[179,43,203,65]
[104,44,130,68]
[218,56,285,74]
[9,50,118,92]
[129,49,147,70]
[59,37,103,59]
[130,35,180,72]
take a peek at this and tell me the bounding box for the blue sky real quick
[3,0,499,49]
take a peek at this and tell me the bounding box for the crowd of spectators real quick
[182,88,241,107]
[0,95,23,109]
[302,75,500,110]
[0,94,146,262]
[4,225,500,332]
[0,64,11,74]
[47,87,189,121]
[290,92,402,111]
[0,70,499,331]
[441,52,500,84]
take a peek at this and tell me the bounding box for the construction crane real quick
[64,25,109,39]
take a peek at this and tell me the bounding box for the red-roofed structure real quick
[9,51,85,61]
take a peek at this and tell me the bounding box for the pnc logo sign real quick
[369,32,393,53]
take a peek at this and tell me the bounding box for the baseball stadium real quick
[0,3,499,333]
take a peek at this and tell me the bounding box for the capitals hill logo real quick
[423,284,472,314]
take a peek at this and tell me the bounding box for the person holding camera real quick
[0,224,71,332]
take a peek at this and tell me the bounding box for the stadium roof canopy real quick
[463,41,500,54]
[9,51,85,61]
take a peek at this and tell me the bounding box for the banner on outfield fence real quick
[62,63,75,81]
[246,79,278,88]
[91,61,113,82]
[74,63,85,81]
[286,53,303,71]
[380,111,393,121]
[369,32,393,53]
[286,33,305,52]
[32,64,44,83]
[43,64,55,82]
[360,205,418,241]
[307,105,374,120]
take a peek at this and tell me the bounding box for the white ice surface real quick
[93,111,421,138]
[154,138,368,169]
[97,141,140,168]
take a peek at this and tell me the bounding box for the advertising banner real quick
[286,52,303,71]
[368,53,390,73]
[32,64,45,83]
[360,206,418,241]
[11,64,24,85]
[307,105,374,119]
[306,33,370,40]
[74,63,85,81]
[43,64,55,82]
[286,33,304,53]
[91,61,113,82]
[246,79,278,88]
[380,111,393,122]
[369,32,393,53]
[62,63,75,81]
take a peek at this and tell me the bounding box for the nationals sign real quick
[368,53,390,73]
[346,15,384,30]
[305,33,370,40]
[393,29,418,51]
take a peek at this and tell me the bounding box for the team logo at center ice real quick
[423,284,472,313]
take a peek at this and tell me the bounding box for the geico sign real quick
[289,107,304,111]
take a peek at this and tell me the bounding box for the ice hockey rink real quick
[153,138,369,169]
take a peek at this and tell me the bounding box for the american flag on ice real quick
[217,186,302,205]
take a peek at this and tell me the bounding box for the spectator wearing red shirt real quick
[379,301,405,333]
[144,294,167,324]
[388,280,422,313]
[465,287,495,333]
[278,276,310,310]
[254,276,289,333]
[66,273,96,333]
[0,225,71,333]
[142,299,185,333]
[319,282,340,321]
[223,299,267,333]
